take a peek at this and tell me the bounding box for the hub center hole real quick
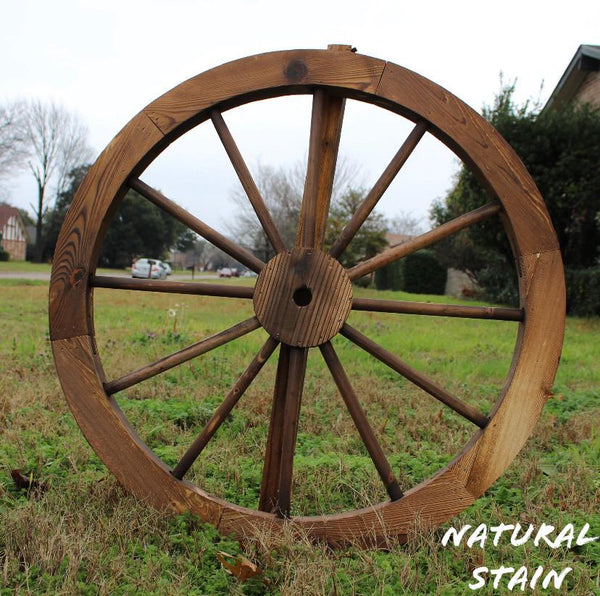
[293,285,312,307]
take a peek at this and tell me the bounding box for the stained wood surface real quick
[259,344,291,513]
[105,317,260,395]
[297,89,345,249]
[348,203,501,281]
[329,120,427,259]
[49,46,565,547]
[211,110,286,253]
[352,297,523,321]
[92,275,254,299]
[172,337,279,479]
[130,178,264,273]
[253,248,352,347]
[320,342,403,501]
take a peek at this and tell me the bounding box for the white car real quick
[131,258,168,280]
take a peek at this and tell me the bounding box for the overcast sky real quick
[2,0,598,234]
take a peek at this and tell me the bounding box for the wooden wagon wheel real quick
[49,45,565,546]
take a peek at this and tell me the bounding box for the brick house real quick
[0,204,28,261]
[543,45,600,112]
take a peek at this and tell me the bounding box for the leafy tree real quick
[99,191,191,268]
[431,82,600,306]
[44,165,192,268]
[324,187,388,268]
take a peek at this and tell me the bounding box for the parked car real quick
[218,267,233,278]
[131,258,168,280]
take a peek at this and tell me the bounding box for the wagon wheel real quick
[49,45,565,546]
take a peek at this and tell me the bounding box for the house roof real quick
[0,204,25,231]
[543,44,600,113]
[386,232,413,247]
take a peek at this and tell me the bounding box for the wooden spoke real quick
[259,346,308,517]
[276,346,308,517]
[329,121,428,259]
[352,297,524,322]
[340,324,488,428]
[92,275,254,300]
[211,110,286,253]
[319,342,403,501]
[171,337,279,479]
[297,89,346,249]
[348,203,502,281]
[104,317,261,395]
[258,344,290,514]
[129,177,264,273]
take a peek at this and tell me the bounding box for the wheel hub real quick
[253,248,353,347]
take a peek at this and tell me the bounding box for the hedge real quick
[374,250,447,295]
[565,267,600,316]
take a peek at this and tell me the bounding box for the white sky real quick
[2,0,598,234]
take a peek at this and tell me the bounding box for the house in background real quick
[0,204,28,261]
[543,44,600,112]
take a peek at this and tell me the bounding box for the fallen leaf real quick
[11,469,48,495]
[216,551,262,582]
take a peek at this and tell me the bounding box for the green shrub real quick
[0,249,9,261]
[402,250,447,295]
[374,259,403,291]
[565,267,600,316]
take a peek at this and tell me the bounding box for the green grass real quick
[0,280,598,594]
[0,261,53,272]
[0,261,128,276]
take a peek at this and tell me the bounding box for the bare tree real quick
[229,157,365,260]
[0,103,28,193]
[21,100,92,261]
[387,210,426,237]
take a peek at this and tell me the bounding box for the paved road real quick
[0,271,51,280]
[0,271,219,281]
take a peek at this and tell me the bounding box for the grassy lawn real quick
[0,280,598,594]
[0,261,53,273]
[0,261,128,276]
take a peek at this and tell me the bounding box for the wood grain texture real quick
[275,347,308,517]
[329,120,427,259]
[92,275,254,300]
[172,337,279,479]
[105,317,261,394]
[143,50,384,136]
[49,111,164,341]
[253,248,353,347]
[211,110,286,253]
[320,342,403,501]
[352,297,523,321]
[375,62,560,257]
[259,344,291,513]
[297,89,345,249]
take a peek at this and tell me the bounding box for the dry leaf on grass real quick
[216,550,262,582]
[10,469,48,496]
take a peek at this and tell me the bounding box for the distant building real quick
[385,232,412,247]
[0,204,28,261]
[543,44,600,112]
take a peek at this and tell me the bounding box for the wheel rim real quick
[49,46,565,546]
